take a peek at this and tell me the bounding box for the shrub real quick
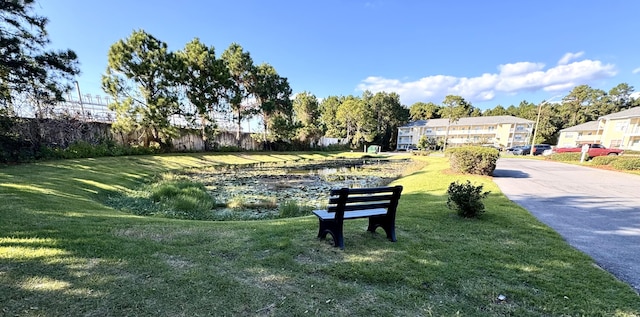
[445,146,499,175]
[446,180,490,218]
[411,150,430,156]
[38,140,160,161]
[611,158,640,170]
[548,152,582,162]
[591,156,619,166]
[215,145,242,152]
[323,143,351,152]
[278,200,312,218]
[149,179,215,219]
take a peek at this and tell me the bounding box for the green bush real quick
[323,143,351,152]
[548,152,582,162]
[411,150,430,156]
[215,145,243,152]
[149,180,215,219]
[611,158,640,170]
[446,180,490,218]
[591,156,619,166]
[39,140,159,161]
[445,146,499,175]
[278,200,312,218]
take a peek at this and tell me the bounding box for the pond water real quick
[181,158,415,220]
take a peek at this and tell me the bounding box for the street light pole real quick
[530,95,563,156]
[529,103,543,157]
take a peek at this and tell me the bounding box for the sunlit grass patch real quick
[19,276,70,292]
[0,238,67,260]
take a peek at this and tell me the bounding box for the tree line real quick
[101,29,410,151]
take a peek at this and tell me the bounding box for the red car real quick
[554,144,624,158]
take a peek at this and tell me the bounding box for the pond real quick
[180,158,417,220]
[107,157,420,221]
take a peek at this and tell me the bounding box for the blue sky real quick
[38,0,640,110]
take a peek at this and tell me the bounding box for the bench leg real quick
[317,219,345,249]
[367,216,396,242]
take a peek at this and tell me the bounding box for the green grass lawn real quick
[1,153,638,316]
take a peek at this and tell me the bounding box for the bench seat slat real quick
[329,187,396,195]
[329,194,395,204]
[313,208,388,220]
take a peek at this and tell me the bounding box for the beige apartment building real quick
[396,116,534,150]
[556,121,602,147]
[557,106,640,150]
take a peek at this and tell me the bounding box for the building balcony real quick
[576,134,601,142]
[627,126,640,136]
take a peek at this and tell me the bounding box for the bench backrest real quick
[327,185,403,220]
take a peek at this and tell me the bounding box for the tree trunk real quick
[442,120,451,152]
[236,112,242,148]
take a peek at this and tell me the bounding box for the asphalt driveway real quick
[493,158,640,293]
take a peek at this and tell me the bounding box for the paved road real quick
[493,158,640,293]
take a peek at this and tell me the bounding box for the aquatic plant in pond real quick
[109,158,417,221]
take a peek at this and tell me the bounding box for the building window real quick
[426,129,432,133]
[516,125,525,131]
[615,122,627,131]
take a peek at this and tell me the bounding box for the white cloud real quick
[558,51,585,65]
[356,53,617,105]
[633,67,640,74]
[498,62,545,76]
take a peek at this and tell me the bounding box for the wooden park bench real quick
[312,185,403,249]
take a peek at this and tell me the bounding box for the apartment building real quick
[558,106,640,150]
[556,121,603,147]
[396,115,534,150]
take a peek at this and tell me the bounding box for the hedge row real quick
[592,156,640,170]
[547,152,582,162]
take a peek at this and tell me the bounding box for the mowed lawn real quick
[1,153,638,316]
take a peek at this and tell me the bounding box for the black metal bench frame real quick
[312,185,403,249]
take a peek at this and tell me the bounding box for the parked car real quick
[553,143,624,158]
[505,145,524,154]
[512,144,551,155]
[511,145,530,155]
[531,144,552,155]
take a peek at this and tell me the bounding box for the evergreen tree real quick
[102,30,181,150]
[1,0,79,108]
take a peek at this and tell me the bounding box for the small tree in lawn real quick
[417,135,430,150]
[446,180,490,218]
